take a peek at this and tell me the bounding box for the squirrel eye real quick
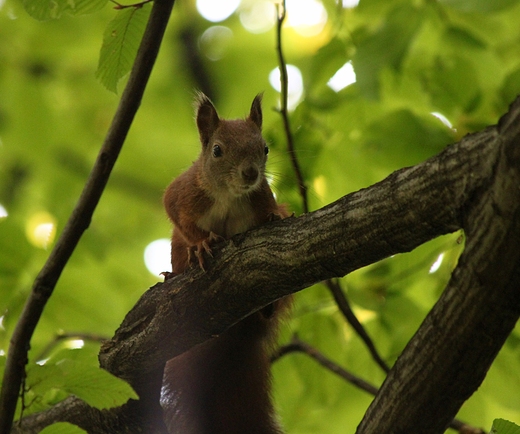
[212,144,222,158]
[264,146,269,155]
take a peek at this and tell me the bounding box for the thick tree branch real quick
[99,102,503,381]
[356,99,520,432]
[0,0,175,432]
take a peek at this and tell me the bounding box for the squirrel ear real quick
[196,92,220,147]
[249,93,263,130]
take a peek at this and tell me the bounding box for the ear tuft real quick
[195,92,220,147]
[249,93,263,130]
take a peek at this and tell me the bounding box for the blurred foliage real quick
[1,0,520,431]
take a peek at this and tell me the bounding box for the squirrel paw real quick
[188,232,224,271]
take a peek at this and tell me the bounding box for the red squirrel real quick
[161,93,290,434]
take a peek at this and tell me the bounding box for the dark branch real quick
[325,279,390,373]
[356,99,520,433]
[273,338,484,434]
[273,337,379,395]
[0,0,176,432]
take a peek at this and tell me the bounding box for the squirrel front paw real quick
[187,232,224,271]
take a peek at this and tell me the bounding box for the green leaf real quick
[490,419,520,434]
[27,360,138,411]
[96,4,152,93]
[58,360,138,409]
[22,0,108,21]
[40,422,87,434]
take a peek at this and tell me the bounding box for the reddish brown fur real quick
[162,94,290,433]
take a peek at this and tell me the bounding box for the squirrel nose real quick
[241,166,259,184]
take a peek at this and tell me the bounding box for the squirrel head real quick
[195,93,269,197]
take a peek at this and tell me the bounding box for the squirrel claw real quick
[188,233,223,271]
[161,271,176,281]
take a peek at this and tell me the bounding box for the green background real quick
[1,0,520,431]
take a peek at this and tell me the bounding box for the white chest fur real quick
[197,192,256,239]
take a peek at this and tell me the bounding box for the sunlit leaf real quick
[27,360,137,411]
[96,4,152,93]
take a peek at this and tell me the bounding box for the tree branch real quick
[326,279,390,373]
[0,0,176,431]
[273,337,379,395]
[356,99,520,433]
[275,0,308,213]
[273,338,485,434]
[99,103,501,382]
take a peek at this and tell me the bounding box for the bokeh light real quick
[239,1,276,34]
[196,0,241,22]
[199,26,234,61]
[0,203,7,218]
[26,211,57,249]
[269,64,304,110]
[144,238,172,276]
[286,0,327,37]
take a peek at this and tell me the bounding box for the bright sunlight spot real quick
[197,0,241,22]
[342,0,360,8]
[269,64,304,110]
[431,112,454,130]
[200,26,234,61]
[0,203,7,218]
[65,339,85,350]
[286,0,327,37]
[239,1,276,34]
[429,253,445,274]
[26,211,57,249]
[144,238,172,276]
[328,61,356,92]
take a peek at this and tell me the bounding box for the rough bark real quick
[356,97,520,433]
[14,97,520,433]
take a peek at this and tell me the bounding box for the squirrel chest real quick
[197,192,257,238]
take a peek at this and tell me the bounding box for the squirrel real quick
[161,93,290,434]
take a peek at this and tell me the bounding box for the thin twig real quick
[273,337,485,434]
[275,0,309,213]
[326,279,390,373]
[0,0,176,431]
[273,336,379,395]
